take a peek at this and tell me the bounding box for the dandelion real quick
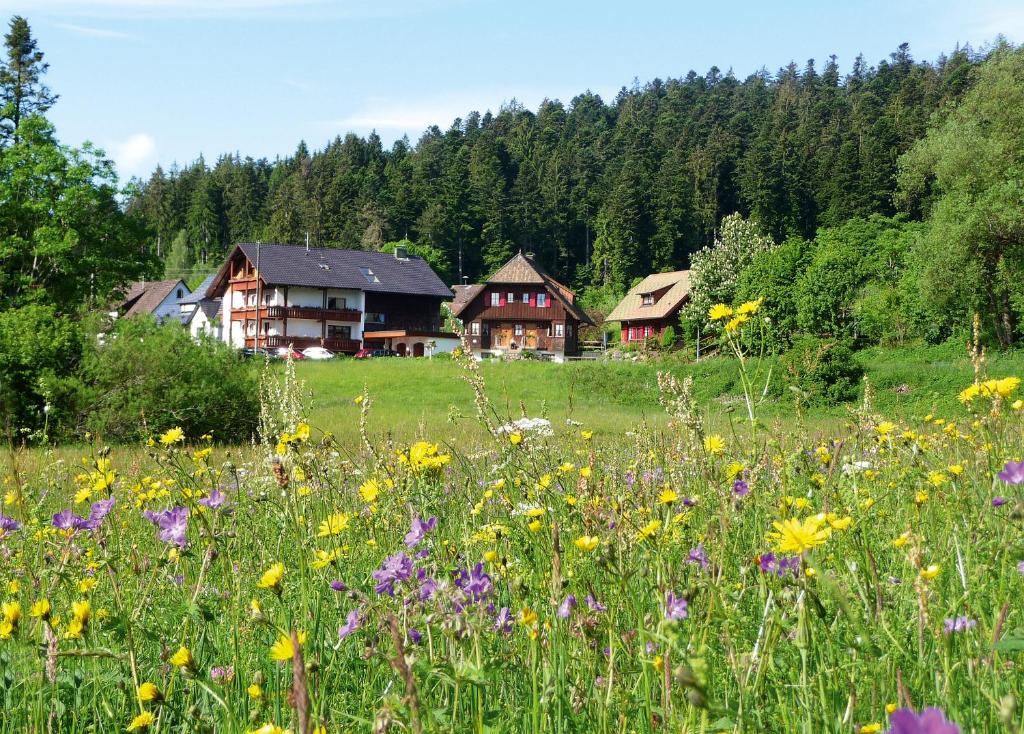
[126,711,155,731]
[767,516,831,555]
[736,298,763,315]
[861,725,882,734]
[137,682,162,703]
[580,430,593,441]
[270,631,306,662]
[703,435,725,455]
[509,433,523,445]
[358,479,380,504]
[247,683,263,699]
[658,488,679,505]
[708,303,733,321]
[724,314,749,333]
[159,427,185,445]
[920,564,941,581]
[317,512,352,537]
[574,535,600,552]
[29,599,50,620]
[257,563,284,593]
[638,519,662,540]
[518,608,538,627]
[893,530,912,548]
[169,645,194,672]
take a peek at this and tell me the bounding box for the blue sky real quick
[2,0,1020,181]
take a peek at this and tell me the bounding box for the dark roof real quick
[215,243,452,298]
[120,280,189,317]
[451,253,594,325]
[179,274,216,304]
[184,299,222,326]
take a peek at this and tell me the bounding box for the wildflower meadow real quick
[2,311,1023,734]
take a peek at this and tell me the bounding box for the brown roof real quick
[120,280,188,317]
[605,270,691,323]
[451,253,594,325]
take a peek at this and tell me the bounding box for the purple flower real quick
[330,580,346,592]
[997,460,1024,485]
[143,506,189,547]
[210,666,234,683]
[1018,560,1024,576]
[52,509,89,532]
[625,471,635,486]
[687,543,710,570]
[418,576,439,601]
[585,595,607,613]
[992,496,1008,507]
[372,552,413,596]
[557,594,577,619]
[198,490,226,510]
[404,515,437,548]
[733,479,749,496]
[454,563,492,601]
[758,553,800,578]
[408,628,422,644]
[665,592,688,621]
[943,616,977,634]
[338,609,360,639]
[82,497,116,529]
[0,513,21,535]
[493,607,513,634]
[682,497,697,507]
[885,707,960,734]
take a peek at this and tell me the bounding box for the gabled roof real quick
[120,279,189,317]
[605,270,691,323]
[179,273,216,304]
[184,299,222,326]
[210,243,453,299]
[450,252,595,325]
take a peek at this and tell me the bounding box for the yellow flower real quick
[947,464,963,476]
[358,479,380,504]
[71,600,91,623]
[767,516,831,555]
[886,703,898,714]
[658,488,679,505]
[736,298,763,315]
[861,724,882,733]
[64,618,85,639]
[483,550,498,563]
[708,303,733,321]
[4,580,17,594]
[137,682,162,703]
[920,564,940,581]
[2,601,21,625]
[270,631,306,662]
[724,314,749,334]
[527,519,542,533]
[580,430,593,441]
[825,514,852,531]
[638,519,662,540]
[257,563,284,592]
[725,462,745,480]
[518,608,538,627]
[310,549,340,570]
[926,471,946,486]
[914,490,929,505]
[169,645,194,669]
[703,435,725,455]
[293,422,310,442]
[248,725,288,734]
[78,577,98,593]
[0,619,13,640]
[580,467,592,479]
[159,427,184,445]
[247,683,263,699]
[126,711,155,731]
[29,599,51,619]
[525,507,545,518]
[509,433,523,446]
[399,441,451,473]
[876,421,896,436]
[317,512,351,537]
[574,535,600,552]
[893,530,912,548]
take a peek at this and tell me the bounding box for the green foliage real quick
[660,324,677,349]
[780,335,864,406]
[0,304,81,438]
[0,15,55,143]
[898,43,1024,347]
[381,238,453,284]
[63,318,259,443]
[734,236,811,349]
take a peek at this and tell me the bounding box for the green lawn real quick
[292,342,1024,446]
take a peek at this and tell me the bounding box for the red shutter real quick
[545,292,552,308]
[498,293,506,307]
[529,293,536,307]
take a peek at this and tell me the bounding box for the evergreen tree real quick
[0,16,55,144]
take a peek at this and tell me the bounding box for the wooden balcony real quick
[265,305,361,322]
[262,335,361,353]
[363,318,444,333]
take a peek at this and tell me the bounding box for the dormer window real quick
[641,293,655,306]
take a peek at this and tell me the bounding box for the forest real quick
[127,42,979,294]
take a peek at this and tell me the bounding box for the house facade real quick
[451,253,594,361]
[117,279,191,323]
[179,273,223,341]
[605,270,691,344]
[207,243,458,355]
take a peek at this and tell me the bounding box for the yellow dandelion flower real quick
[767,516,831,555]
[0,619,13,640]
[247,683,263,699]
[358,480,380,504]
[126,711,155,731]
[509,433,523,446]
[137,682,162,703]
[527,519,542,533]
[920,564,940,580]
[270,631,306,662]
[724,314,749,334]
[169,645,194,669]
[29,599,51,619]
[703,435,725,455]
[159,427,184,445]
[71,600,91,623]
[658,488,679,505]
[736,298,763,315]
[580,467,592,479]
[317,512,351,537]
[580,430,593,441]
[708,303,733,321]
[257,563,284,592]
[893,530,912,548]
[638,519,662,540]
[574,536,600,552]
[518,608,538,626]
[860,724,882,733]
[2,602,21,625]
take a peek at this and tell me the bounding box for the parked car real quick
[301,347,335,360]
[241,347,276,359]
[275,347,306,360]
[353,348,400,359]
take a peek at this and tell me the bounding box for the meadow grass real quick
[1,345,1023,733]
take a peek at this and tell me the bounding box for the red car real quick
[354,348,399,359]
[275,347,306,360]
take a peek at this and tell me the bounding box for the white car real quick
[301,347,336,360]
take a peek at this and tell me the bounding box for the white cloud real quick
[55,22,137,39]
[106,133,157,181]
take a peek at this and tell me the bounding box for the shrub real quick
[63,317,260,443]
[781,335,864,406]
[660,325,677,349]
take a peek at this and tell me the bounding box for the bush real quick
[61,317,260,443]
[781,335,864,406]
[660,325,677,349]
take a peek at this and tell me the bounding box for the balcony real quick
[363,318,444,333]
[265,305,361,322]
[263,335,361,353]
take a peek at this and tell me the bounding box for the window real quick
[177,288,183,299]
[470,322,480,336]
[537,293,547,308]
[507,292,514,304]
[514,324,524,336]
[490,292,500,307]
[245,320,256,336]
[642,293,654,306]
[262,291,273,305]
[359,267,380,284]
[365,312,386,324]
[262,321,270,334]
[247,291,257,307]
[327,296,347,310]
[554,323,564,338]
[328,325,351,339]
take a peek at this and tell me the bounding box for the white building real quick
[117,279,191,323]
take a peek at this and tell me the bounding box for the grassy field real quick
[295,342,1024,446]
[2,343,1023,733]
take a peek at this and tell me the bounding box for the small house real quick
[116,279,191,324]
[605,270,691,344]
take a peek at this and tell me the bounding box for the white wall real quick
[153,282,189,322]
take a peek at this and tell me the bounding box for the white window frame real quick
[554,323,564,338]
[537,293,547,307]
[514,324,524,336]
[490,292,500,307]
[470,322,480,336]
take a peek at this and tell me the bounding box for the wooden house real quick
[207,243,458,355]
[605,270,691,344]
[450,252,594,361]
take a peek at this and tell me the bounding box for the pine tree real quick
[0,16,56,144]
